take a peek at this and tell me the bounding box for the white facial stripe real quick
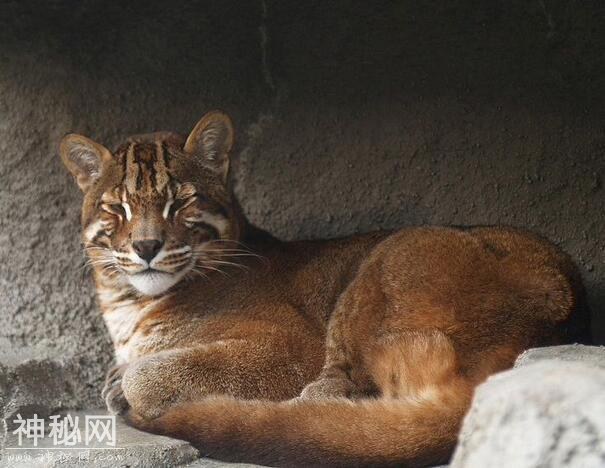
[122,202,132,221]
[185,212,229,237]
[84,220,104,241]
[162,199,174,220]
[162,185,174,220]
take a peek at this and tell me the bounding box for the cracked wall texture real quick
[1,1,604,407]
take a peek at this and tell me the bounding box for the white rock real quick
[451,359,605,468]
[515,344,605,370]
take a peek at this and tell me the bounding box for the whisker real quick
[189,267,210,281]
[205,253,264,259]
[80,259,116,272]
[196,263,232,278]
[202,259,250,271]
[197,248,264,256]
[194,246,268,264]
[203,239,255,248]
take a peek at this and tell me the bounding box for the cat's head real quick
[61,111,244,296]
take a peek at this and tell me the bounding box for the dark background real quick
[1,1,603,406]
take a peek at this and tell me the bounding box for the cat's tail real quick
[127,391,469,467]
[127,331,475,467]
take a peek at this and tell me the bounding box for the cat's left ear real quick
[184,110,234,183]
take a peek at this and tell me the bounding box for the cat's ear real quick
[184,110,234,183]
[60,134,112,192]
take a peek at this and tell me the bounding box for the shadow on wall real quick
[0,0,603,407]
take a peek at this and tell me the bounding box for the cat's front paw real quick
[299,376,359,400]
[102,364,130,415]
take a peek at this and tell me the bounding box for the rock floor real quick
[2,344,604,467]
[1,410,263,467]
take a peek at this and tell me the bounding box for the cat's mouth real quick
[127,268,188,296]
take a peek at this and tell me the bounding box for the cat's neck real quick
[93,274,172,360]
[94,272,143,309]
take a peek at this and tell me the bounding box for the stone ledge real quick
[0,338,104,426]
[1,410,200,468]
[4,344,603,467]
[183,458,270,467]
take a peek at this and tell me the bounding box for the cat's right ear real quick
[60,134,112,192]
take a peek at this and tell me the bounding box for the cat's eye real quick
[170,198,186,215]
[164,198,184,220]
[101,203,126,219]
[168,195,200,221]
[102,225,115,236]
[102,202,133,221]
[183,216,203,229]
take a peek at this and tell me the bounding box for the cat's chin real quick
[128,269,186,296]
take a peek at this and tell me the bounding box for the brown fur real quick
[60,111,590,467]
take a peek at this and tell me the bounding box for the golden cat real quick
[60,110,589,467]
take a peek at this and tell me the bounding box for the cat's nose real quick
[133,239,164,263]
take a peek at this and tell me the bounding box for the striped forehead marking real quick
[123,141,170,195]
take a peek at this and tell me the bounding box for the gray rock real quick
[183,458,268,468]
[451,360,605,468]
[515,344,605,369]
[1,410,199,468]
[0,339,105,425]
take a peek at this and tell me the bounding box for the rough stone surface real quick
[1,411,200,467]
[451,348,605,468]
[0,0,603,415]
[183,459,268,468]
[516,344,605,369]
[0,338,106,426]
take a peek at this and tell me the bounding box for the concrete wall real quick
[1,1,604,407]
